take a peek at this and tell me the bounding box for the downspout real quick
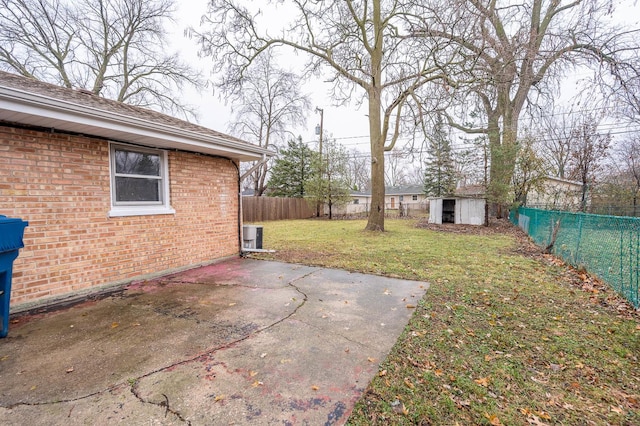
[231,159,243,256]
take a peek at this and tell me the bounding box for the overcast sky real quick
[171,0,371,152]
[172,0,640,154]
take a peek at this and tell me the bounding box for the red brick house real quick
[0,71,271,310]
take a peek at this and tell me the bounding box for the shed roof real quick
[0,71,271,162]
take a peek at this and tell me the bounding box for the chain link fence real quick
[511,207,639,308]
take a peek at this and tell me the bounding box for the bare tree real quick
[615,137,640,215]
[537,106,576,180]
[345,149,370,192]
[454,137,487,189]
[0,0,203,118]
[416,0,635,215]
[227,53,310,196]
[586,27,640,124]
[385,148,410,187]
[192,0,460,231]
[512,135,545,207]
[568,117,611,211]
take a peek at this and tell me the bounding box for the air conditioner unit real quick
[242,225,263,250]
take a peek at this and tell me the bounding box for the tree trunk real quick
[581,181,588,212]
[365,1,385,232]
[487,114,519,218]
[365,89,385,231]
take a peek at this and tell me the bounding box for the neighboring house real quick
[525,176,584,210]
[0,71,271,309]
[386,185,428,212]
[334,185,429,216]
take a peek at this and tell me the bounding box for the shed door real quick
[429,199,442,224]
[442,199,455,223]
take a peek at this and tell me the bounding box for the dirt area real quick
[415,218,640,320]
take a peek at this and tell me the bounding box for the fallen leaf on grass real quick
[391,400,408,415]
[378,369,387,377]
[527,415,550,426]
[404,378,415,389]
[535,411,551,420]
[520,408,532,416]
[475,377,490,387]
[530,375,549,384]
[484,412,502,425]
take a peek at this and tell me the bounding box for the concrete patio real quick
[0,258,428,425]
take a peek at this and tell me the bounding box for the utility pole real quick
[315,107,324,158]
[315,107,324,217]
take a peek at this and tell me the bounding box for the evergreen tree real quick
[306,137,352,219]
[423,118,457,197]
[267,137,315,197]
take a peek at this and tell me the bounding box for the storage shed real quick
[429,197,486,225]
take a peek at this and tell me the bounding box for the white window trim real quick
[108,142,175,217]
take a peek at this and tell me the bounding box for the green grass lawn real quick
[250,219,640,425]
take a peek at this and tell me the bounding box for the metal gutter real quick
[0,85,273,160]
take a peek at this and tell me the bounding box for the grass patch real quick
[251,219,640,425]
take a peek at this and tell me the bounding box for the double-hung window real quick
[108,143,175,217]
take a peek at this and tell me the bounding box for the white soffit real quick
[0,86,271,162]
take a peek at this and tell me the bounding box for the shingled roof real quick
[0,71,271,161]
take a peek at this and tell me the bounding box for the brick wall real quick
[0,124,240,307]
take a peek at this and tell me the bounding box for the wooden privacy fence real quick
[243,196,315,222]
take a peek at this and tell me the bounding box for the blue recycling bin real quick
[0,215,28,338]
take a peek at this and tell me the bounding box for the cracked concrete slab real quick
[0,258,428,425]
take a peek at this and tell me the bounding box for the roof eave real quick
[0,86,272,162]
